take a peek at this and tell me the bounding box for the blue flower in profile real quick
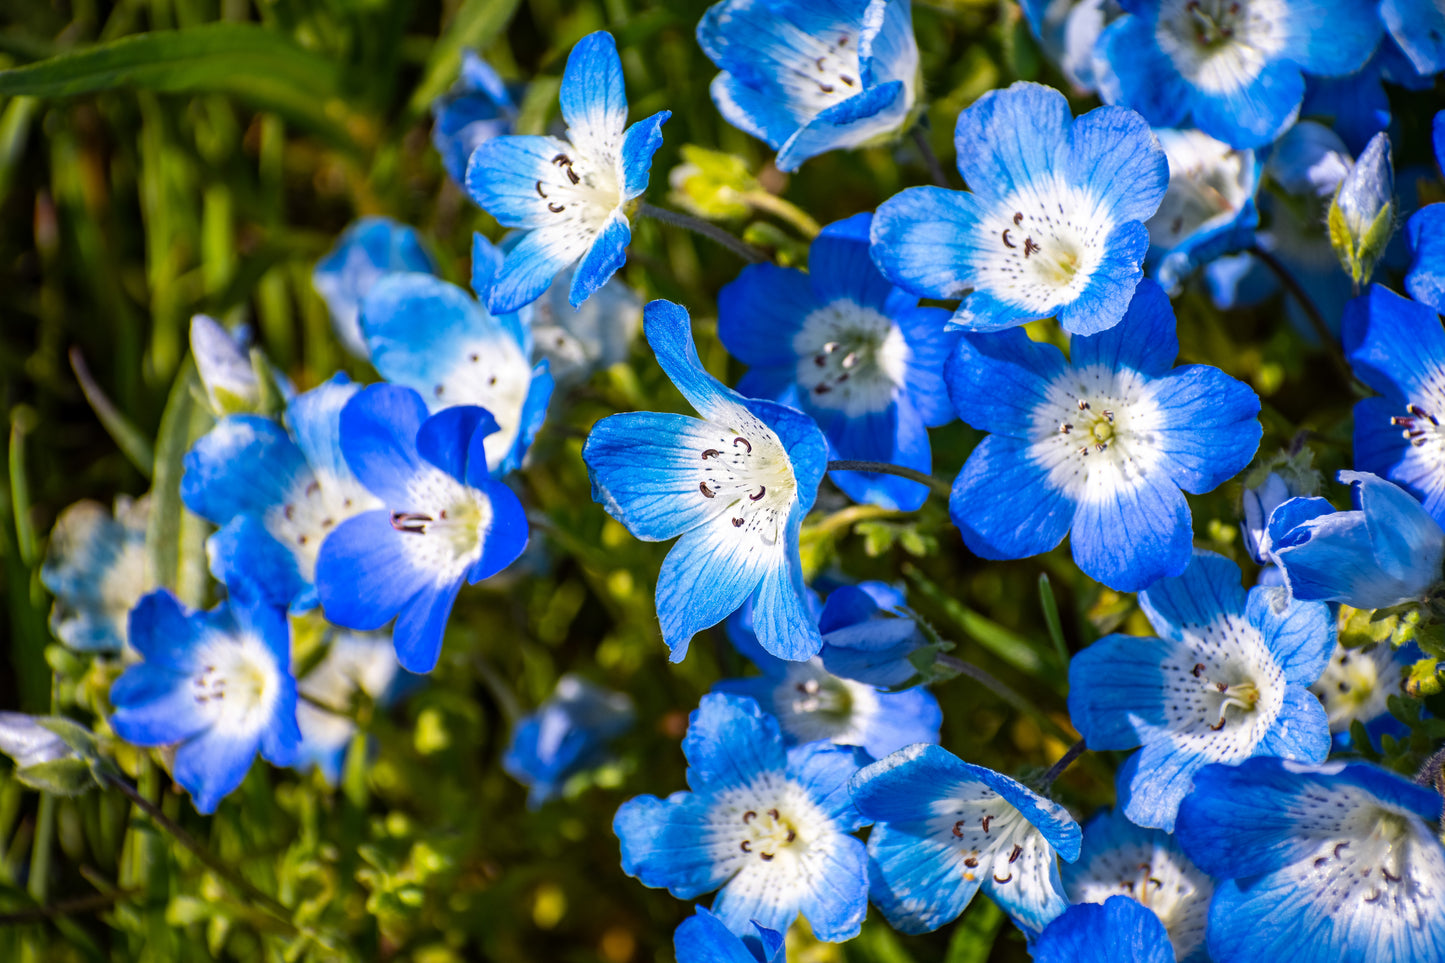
[696,0,919,173]
[313,218,438,359]
[1069,551,1334,831]
[295,630,409,785]
[109,590,300,814]
[466,31,669,314]
[1310,637,1418,753]
[674,906,784,963]
[849,743,1082,935]
[1383,0,1445,76]
[41,496,149,652]
[314,385,529,673]
[1030,897,1175,963]
[1095,0,1382,149]
[583,300,829,663]
[946,279,1261,592]
[718,213,955,512]
[1241,470,1293,583]
[871,82,1167,336]
[431,51,520,187]
[614,693,871,942]
[1176,757,1445,963]
[1146,128,1259,294]
[503,674,634,808]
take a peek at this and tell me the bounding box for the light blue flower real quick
[1382,0,1445,76]
[313,385,529,673]
[109,590,300,814]
[41,496,150,653]
[718,212,956,511]
[1176,757,1445,963]
[1019,0,1122,94]
[465,31,669,314]
[528,266,642,390]
[945,279,1261,592]
[848,742,1081,935]
[1146,128,1259,294]
[674,905,783,963]
[1095,0,1382,149]
[871,81,1167,337]
[583,300,829,663]
[1029,897,1175,963]
[614,693,871,942]
[1241,471,1292,577]
[1309,638,1419,752]
[502,674,634,808]
[431,50,520,187]
[312,218,438,359]
[1068,551,1334,831]
[295,630,409,785]
[696,0,919,172]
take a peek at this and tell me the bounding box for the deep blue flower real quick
[871,81,1167,336]
[583,300,829,663]
[1176,757,1445,963]
[1146,128,1259,294]
[1095,0,1382,149]
[614,693,871,942]
[1300,39,1433,156]
[674,906,784,963]
[109,590,300,814]
[718,212,955,511]
[503,674,634,808]
[314,385,529,673]
[295,629,409,785]
[465,31,669,314]
[1068,551,1334,831]
[312,218,438,359]
[849,742,1082,935]
[1382,0,1445,76]
[696,0,919,173]
[1029,896,1175,963]
[431,51,520,187]
[1310,637,1418,753]
[945,279,1261,592]
[41,496,149,653]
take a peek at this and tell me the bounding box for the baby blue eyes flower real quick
[109,590,300,815]
[465,31,670,315]
[583,300,829,663]
[614,693,871,942]
[1309,638,1417,752]
[1175,757,1445,963]
[945,279,1261,592]
[431,50,520,187]
[1146,128,1259,294]
[1068,551,1334,832]
[674,906,784,963]
[1030,897,1175,963]
[870,81,1167,337]
[849,743,1081,936]
[1382,0,1445,76]
[312,217,438,359]
[41,496,149,653]
[503,674,634,808]
[696,0,920,173]
[717,212,956,512]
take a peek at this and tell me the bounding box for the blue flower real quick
[1241,471,1292,578]
[583,300,828,663]
[945,279,1261,592]
[1146,128,1259,294]
[312,218,438,359]
[431,50,520,187]
[696,0,919,173]
[1382,0,1445,76]
[360,234,554,475]
[614,693,871,942]
[41,496,150,653]
[313,385,529,673]
[718,212,956,511]
[1019,0,1121,94]
[109,590,300,814]
[502,674,634,808]
[1175,757,1445,963]
[1309,637,1418,752]
[295,630,409,785]
[1068,550,1334,831]
[528,266,642,390]
[1095,0,1382,149]
[1299,40,1433,156]
[1029,897,1175,963]
[1405,116,1445,318]
[465,31,669,314]
[848,743,1081,935]
[674,906,784,963]
[871,81,1167,337]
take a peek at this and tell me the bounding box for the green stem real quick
[937,655,1075,746]
[1039,739,1087,789]
[826,459,951,498]
[638,201,767,263]
[25,792,54,903]
[0,889,135,926]
[743,190,821,239]
[910,125,950,188]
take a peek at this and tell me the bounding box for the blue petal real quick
[1069,277,1177,376]
[109,664,210,747]
[1056,219,1150,337]
[717,263,818,367]
[615,791,735,897]
[560,32,628,158]
[285,374,361,485]
[1120,741,1208,832]
[949,434,1076,560]
[619,111,670,201]
[181,416,309,525]
[1354,397,1445,522]
[747,525,823,661]
[824,402,931,512]
[1148,365,1262,494]
[1254,686,1331,762]
[809,212,896,312]
[568,210,631,308]
[788,833,869,941]
[707,71,802,150]
[683,693,787,794]
[1067,633,1172,750]
[1094,16,1191,129]
[489,223,581,320]
[498,362,554,475]
[1245,585,1335,685]
[656,519,789,662]
[774,80,907,172]
[469,478,529,583]
[312,217,437,358]
[1383,0,1445,74]
[314,511,434,632]
[1277,0,1381,75]
[391,577,463,674]
[786,740,871,831]
[1064,105,1168,226]
[465,134,570,228]
[952,81,1072,199]
[644,300,742,422]
[870,186,989,300]
[1031,897,1175,963]
[415,406,500,484]
[895,305,959,427]
[125,589,208,669]
[1342,283,1445,400]
[1272,509,1413,607]
[673,906,770,963]
[338,384,430,505]
[1070,470,1192,593]
[207,516,307,609]
[1187,59,1303,150]
[173,725,260,814]
[946,327,1068,436]
[1137,550,1247,641]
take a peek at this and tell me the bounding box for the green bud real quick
[667,145,758,220]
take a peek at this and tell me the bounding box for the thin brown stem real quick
[911,125,950,188]
[826,460,951,498]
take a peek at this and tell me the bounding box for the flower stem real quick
[1249,244,1355,385]
[638,201,767,263]
[743,190,821,239]
[911,125,950,189]
[826,459,952,498]
[1039,739,1087,789]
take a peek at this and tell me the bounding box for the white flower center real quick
[534,141,622,237]
[979,180,1112,314]
[1032,364,1167,502]
[928,783,1046,889]
[1391,400,1445,465]
[190,632,282,736]
[1161,613,1287,757]
[1067,835,1211,962]
[389,469,494,580]
[1155,0,1287,94]
[266,471,378,582]
[793,300,908,417]
[780,29,864,112]
[1149,129,1253,249]
[427,341,533,471]
[707,773,833,872]
[1311,643,1404,734]
[693,409,797,546]
[768,660,879,746]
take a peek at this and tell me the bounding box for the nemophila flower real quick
[360,234,554,475]
[1309,638,1416,752]
[528,266,642,390]
[1029,897,1175,963]
[1269,471,1445,610]
[1094,0,1382,149]
[1405,114,1445,315]
[503,674,634,808]
[1068,551,1334,831]
[1299,41,1431,156]
[871,81,1167,337]
[614,693,870,941]
[109,590,299,814]
[718,212,956,512]
[849,743,1082,935]
[1019,0,1123,94]
[583,300,828,662]
[295,630,407,785]
[40,496,149,653]
[1175,757,1445,963]
[465,31,669,314]
[1240,470,1291,580]
[1382,0,1445,76]
[1061,804,1214,963]
[1146,128,1259,294]
[182,375,380,611]
[674,906,784,963]
[314,385,529,673]
[946,279,1261,592]
[696,0,919,173]
[313,218,438,359]
[431,50,520,187]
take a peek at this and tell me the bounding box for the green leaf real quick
[146,361,214,600]
[16,758,94,797]
[406,0,524,120]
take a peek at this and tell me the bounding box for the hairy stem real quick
[638,201,767,262]
[1039,739,1087,788]
[1250,245,1356,385]
[911,125,950,189]
[826,459,952,498]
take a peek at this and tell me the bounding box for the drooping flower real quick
[1382,0,1445,76]
[312,218,438,359]
[1309,636,1417,752]
[695,0,920,173]
[314,385,529,673]
[1145,128,1259,294]
[1029,896,1175,963]
[582,300,828,662]
[465,31,669,314]
[870,81,1167,337]
[848,742,1082,935]
[673,906,784,963]
[503,674,634,808]
[1068,551,1334,831]
[945,279,1261,592]
[40,495,150,653]
[717,212,956,511]
[295,630,408,784]
[109,590,300,814]
[614,693,871,941]
[431,50,520,187]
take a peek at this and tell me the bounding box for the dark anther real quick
[1001,229,1016,249]
[785,829,796,842]
[815,384,832,394]
[981,815,992,833]
[741,840,752,852]
[390,511,432,534]
[1364,891,1382,902]
[1059,422,1073,434]
[702,449,721,460]
[993,871,1012,884]
[952,821,965,838]
[552,153,570,165]
[565,167,580,185]
[760,852,775,861]
[1171,216,1184,234]
[734,437,752,453]
[699,482,716,498]
[321,517,334,528]
[1079,446,1091,457]
[839,75,855,86]
[284,504,295,520]
[1193,663,1207,677]
[743,810,757,823]
[1382,867,1401,882]
[1314,855,1329,867]
[306,480,321,496]
[1335,842,1350,858]
[1078,400,1090,410]
[1104,410,1114,422]
[535,180,548,198]
[838,35,848,45]
[548,202,565,213]
[1210,717,1226,731]
[469,353,479,362]
[1013,211,1024,226]
[1149,877,1163,889]
[768,809,780,820]
[732,517,744,527]
[1216,682,1228,692]
[964,856,979,867]
[814,355,826,367]
[435,384,445,397]
[1009,845,1023,863]
[818,82,835,93]
[1095,443,1107,453]
[750,487,766,501]
[815,56,827,70]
